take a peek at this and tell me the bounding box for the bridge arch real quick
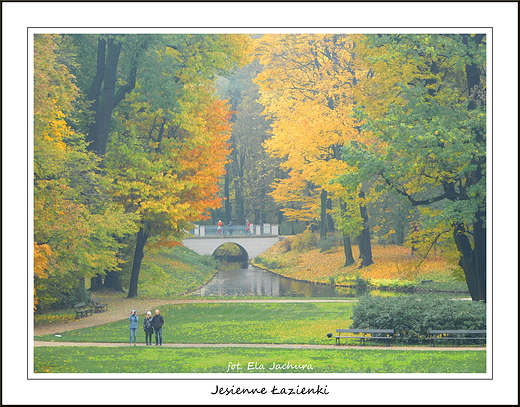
[213,242,249,264]
[182,236,281,259]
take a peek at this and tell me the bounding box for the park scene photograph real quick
[32,31,488,377]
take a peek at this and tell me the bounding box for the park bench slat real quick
[332,328,395,346]
[428,329,486,347]
[91,299,108,312]
[74,302,94,319]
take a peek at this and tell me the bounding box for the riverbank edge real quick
[249,261,471,296]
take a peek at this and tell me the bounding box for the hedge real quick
[351,295,486,343]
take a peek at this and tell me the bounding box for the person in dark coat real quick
[151,309,165,346]
[143,311,154,346]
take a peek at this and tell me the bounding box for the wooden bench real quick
[331,329,395,346]
[428,329,486,347]
[74,302,94,319]
[90,299,108,313]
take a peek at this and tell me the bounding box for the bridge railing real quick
[190,224,278,237]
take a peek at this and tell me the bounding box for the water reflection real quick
[191,264,402,298]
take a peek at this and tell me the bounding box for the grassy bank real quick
[131,245,218,297]
[34,346,486,374]
[253,234,469,293]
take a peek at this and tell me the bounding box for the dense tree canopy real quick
[253,33,487,301]
[33,33,250,306]
[33,32,486,307]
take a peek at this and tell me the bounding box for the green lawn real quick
[35,303,354,345]
[34,346,486,373]
[34,302,486,374]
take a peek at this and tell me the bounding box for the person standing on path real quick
[152,309,165,346]
[129,310,138,346]
[143,311,154,346]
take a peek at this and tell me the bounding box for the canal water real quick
[190,264,405,298]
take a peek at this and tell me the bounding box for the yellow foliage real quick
[254,34,375,221]
[257,236,457,285]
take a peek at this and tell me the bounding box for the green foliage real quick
[354,276,370,291]
[351,296,486,343]
[254,256,283,270]
[214,243,243,256]
[138,245,218,297]
[344,34,487,301]
[318,234,343,253]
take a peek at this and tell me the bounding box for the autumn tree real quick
[90,35,250,297]
[343,34,487,301]
[109,86,235,298]
[63,34,251,295]
[253,34,373,265]
[33,34,137,309]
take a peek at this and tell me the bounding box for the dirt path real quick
[33,292,357,336]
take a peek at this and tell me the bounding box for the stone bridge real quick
[183,224,281,261]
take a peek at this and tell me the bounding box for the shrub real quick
[278,238,292,253]
[318,234,343,252]
[351,296,486,343]
[255,256,282,270]
[291,230,319,252]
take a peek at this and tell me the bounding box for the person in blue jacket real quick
[129,309,139,346]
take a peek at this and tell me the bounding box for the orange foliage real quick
[259,237,456,285]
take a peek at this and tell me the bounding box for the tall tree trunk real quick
[453,216,486,302]
[127,227,149,298]
[87,38,122,156]
[320,189,328,239]
[395,220,405,246]
[343,235,355,267]
[224,172,232,223]
[339,199,355,266]
[86,36,140,156]
[90,274,104,291]
[326,197,335,233]
[103,271,124,292]
[455,33,486,302]
[235,180,245,225]
[358,190,373,267]
[410,221,420,255]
